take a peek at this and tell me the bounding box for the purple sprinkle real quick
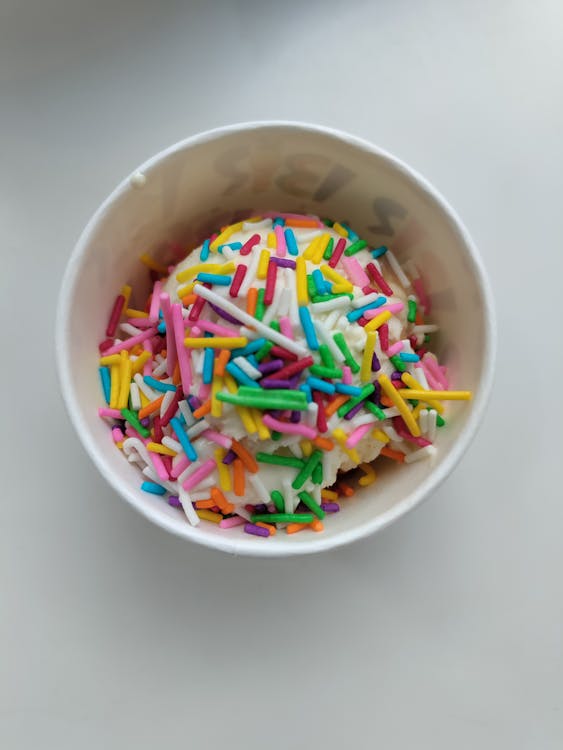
[369,382,382,406]
[391,371,403,383]
[320,502,340,513]
[371,352,381,371]
[244,523,270,538]
[290,410,301,423]
[168,495,182,508]
[254,503,268,513]
[261,379,294,389]
[209,302,241,325]
[257,359,284,375]
[344,401,366,420]
[288,375,300,388]
[140,418,150,427]
[222,449,236,465]
[272,257,297,269]
[268,409,282,418]
[187,395,201,410]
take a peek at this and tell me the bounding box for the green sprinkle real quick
[309,365,343,379]
[311,292,354,303]
[121,408,150,438]
[271,490,285,513]
[238,386,306,405]
[307,274,316,299]
[269,320,281,333]
[292,450,323,490]
[297,490,325,519]
[255,288,266,321]
[217,391,309,410]
[407,298,417,323]
[333,333,360,373]
[271,431,282,441]
[389,355,406,372]
[436,414,446,427]
[364,401,386,420]
[337,384,375,418]
[344,239,368,256]
[312,463,323,485]
[318,344,334,368]
[424,334,431,343]
[255,341,273,361]
[256,454,305,468]
[251,513,315,524]
[323,237,334,261]
[322,218,334,227]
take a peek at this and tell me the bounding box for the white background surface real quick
[2,1,562,748]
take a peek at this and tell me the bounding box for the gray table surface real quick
[2,1,562,748]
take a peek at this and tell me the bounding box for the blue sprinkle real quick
[203,348,215,384]
[247,355,259,369]
[200,239,211,262]
[196,273,232,286]
[307,377,336,395]
[342,223,359,241]
[272,217,285,227]
[399,352,420,362]
[143,375,176,393]
[99,366,111,404]
[170,417,198,461]
[217,242,242,253]
[346,296,387,322]
[335,383,363,396]
[312,269,330,296]
[284,228,299,256]
[299,384,313,403]
[298,306,319,350]
[372,245,388,259]
[225,362,260,388]
[231,338,266,358]
[157,321,166,334]
[141,481,167,496]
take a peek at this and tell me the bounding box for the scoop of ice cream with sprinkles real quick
[97,213,472,538]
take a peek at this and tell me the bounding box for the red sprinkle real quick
[366,263,394,297]
[270,345,298,362]
[160,385,184,427]
[106,294,125,337]
[313,391,328,433]
[99,338,114,353]
[188,294,206,321]
[229,264,247,298]
[328,237,347,268]
[264,260,277,305]
[379,323,389,351]
[263,356,314,381]
[240,233,261,256]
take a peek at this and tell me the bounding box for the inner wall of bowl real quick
[67,125,487,546]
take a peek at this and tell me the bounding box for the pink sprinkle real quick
[263,212,322,225]
[219,516,246,529]
[190,325,202,337]
[342,257,370,287]
[150,451,169,481]
[197,319,239,337]
[274,225,287,257]
[142,339,153,375]
[279,316,294,339]
[201,430,232,449]
[386,341,404,357]
[198,382,211,400]
[262,415,317,439]
[364,301,404,318]
[99,407,122,419]
[342,365,353,385]
[345,423,373,448]
[102,328,156,356]
[125,426,143,441]
[171,454,190,479]
[413,277,431,314]
[149,281,162,322]
[422,354,448,388]
[393,417,433,447]
[112,426,124,443]
[172,303,192,392]
[127,317,154,328]
[240,233,260,256]
[182,458,217,491]
[159,293,177,376]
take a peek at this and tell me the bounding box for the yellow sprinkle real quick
[364,310,392,333]
[359,463,377,487]
[140,253,168,275]
[109,363,120,409]
[215,448,232,492]
[296,257,308,306]
[224,373,238,393]
[147,442,177,457]
[321,489,338,501]
[125,308,149,318]
[302,235,321,261]
[252,409,271,440]
[176,261,235,283]
[100,354,122,367]
[312,233,330,264]
[360,331,376,383]
[372,429,390,444]
[411,403,423,421]
[196,509,223,524]
[257,249,270,279]
[117,351,132,410]
[267,232,276,249]
[177,282,196,299]
[237,406,257,435]
[333,428,361,464]
[131,350,151,375]
[184,337,248,349]
[400,372,444,414]
[396,389,473,401]
[139,390,149,408]
[379,374,421,437]
[320,264,353,292]
[121,285,132,309]
[211,377,223,418]
[332,222,348,238]
[210,221,243,250]
[300,439,313,458]
[116,441,124,450]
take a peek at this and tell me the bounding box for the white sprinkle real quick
[349,413,378,428]
[315,319,345,362]
[233,356,261,379]
[310,297,350,313]
[179,487,200,526]
[419,409,429,434]
[129,382,141,411]
[234,504,253,521]
[307,402,319,428]
[427,409,437,442]
[187,419,209,440]
[248,473,270,504]
[324,309,340,330]
[263,282,290,325]
[404,445,437,464]
[294,229,320,242]
[243,218,271,231]
[351,292,381,309]
[413,324,439,334]
[239,245,262,295]
[288,442,303,458]
[193,349,204,375]
[130,171,147,188]
[152,358,168,377]
[221,246,236,260]
[288,272,300,327]
[120,322,143,336]
[160,389,175,418]
[178,400,195,426]
[414,365,430,390]
[141,465,179,495]
[133,373,157,401]
[282,476,295,514]
[162,436,182,453]
[383,425,402,442]
[188,489,212,502]
[382,406,401,418]
[385,249,411,288]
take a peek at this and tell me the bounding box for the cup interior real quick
[57,122,495,555]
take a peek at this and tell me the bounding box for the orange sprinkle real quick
[195,499,215,509]
[380,395,394,407]
[182,293,197,307]
[311,519,324,532]
[336,481,355,497]
[138,395,164,420]
[246,287,258,317]
[172,362,181,385]
[233,458,245,497]
[380,446,406,463]
[325,394,349,417]
[286,522,308,534]
[211,487,235,515]
[256,521,276,536]
[285,218,319,228]
[231,439,259,473]
[131,345,144,356]
[313,436,334,451]
[193,400,212,419]
[214,349,231,377]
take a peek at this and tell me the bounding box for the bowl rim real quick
[55,120,497,557]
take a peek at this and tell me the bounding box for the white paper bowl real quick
[56,122,496,556]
